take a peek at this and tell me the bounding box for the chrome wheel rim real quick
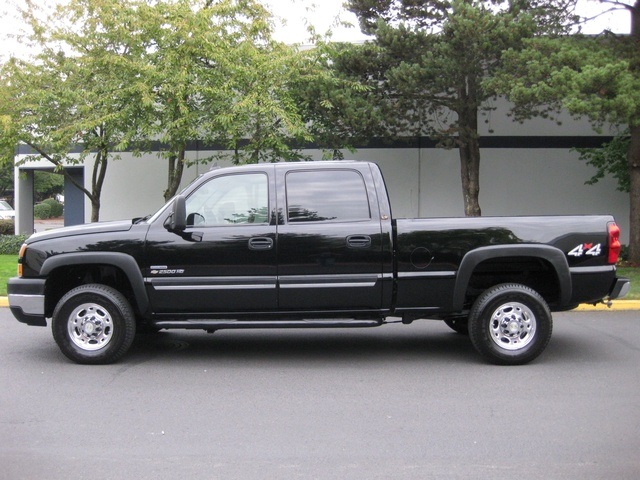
[489,301,536,351]
[67,303,113,351]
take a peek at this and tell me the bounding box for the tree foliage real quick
[0,161,13,199]
[343,0,580,216]
[132,0,319,201]
[1,0,332,213]
[1,0,153,221]
[286,41,381,159]
[491,0,640,264]
[577,133,630,193]
[33,171,65,203]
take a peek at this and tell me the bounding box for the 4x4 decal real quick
[568,243,602,258]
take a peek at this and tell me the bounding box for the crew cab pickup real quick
[8,161,630,365]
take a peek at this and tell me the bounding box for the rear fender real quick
[453,245,572,310]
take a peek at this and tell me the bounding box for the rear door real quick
[276,165,386,312]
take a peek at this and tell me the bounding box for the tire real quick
[443,317,469,335]
[468,283,552,365]
[52,284,136,364]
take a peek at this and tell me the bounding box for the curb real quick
[1,297,638,310]
[573,300,640,311]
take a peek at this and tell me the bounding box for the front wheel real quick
[52,284,136,364]
[468,283,552,365]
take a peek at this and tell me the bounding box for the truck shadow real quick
[126,321,610,366]
[129,322,480,365]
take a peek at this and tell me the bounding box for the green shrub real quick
[42,198,64,217]
[34,203,52,219]
[0,219,15,235]
[619,244,629,263]
[0,234,28,255]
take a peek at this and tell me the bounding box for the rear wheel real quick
[52,284,136,364]
[468,283,552,365]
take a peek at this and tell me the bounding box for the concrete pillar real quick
[14,168,34,235]
[64,168,85,227]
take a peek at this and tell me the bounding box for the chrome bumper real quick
[7,278,47,327]
[609,277,631,300]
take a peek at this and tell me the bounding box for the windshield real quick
[142,173,205,225]
[144,201,173,225]
[0,201,12,211]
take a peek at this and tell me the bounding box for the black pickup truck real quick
[8,161,630,365]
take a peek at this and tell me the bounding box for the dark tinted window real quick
[286,170,371,223]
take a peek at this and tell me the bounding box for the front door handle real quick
[346,235,371,248]
[248,237,274,251]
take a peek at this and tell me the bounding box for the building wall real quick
[85,144,629,243]
[15,104,631,242]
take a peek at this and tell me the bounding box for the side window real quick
[185,173,268,226]
[286,170,371,223]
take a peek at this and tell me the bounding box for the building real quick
[14,101,630,242]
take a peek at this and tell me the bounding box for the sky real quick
[0,0,632,62]
[264,0,631,43]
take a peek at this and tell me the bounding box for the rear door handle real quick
[346,235,371,248]
[248,237,274,251]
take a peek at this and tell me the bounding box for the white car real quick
[0,200,15,220]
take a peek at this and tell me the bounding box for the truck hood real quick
[27,220,134,243]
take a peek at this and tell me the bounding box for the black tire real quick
[52,284,136,364]
[468,283,552,365]
[443,317,469,335]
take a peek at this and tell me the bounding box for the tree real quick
[289,41,385,159]
[0,162,14,200]
[490,0,640,264]
[344,0,580,216]
[2,0,324,215]
[33,171,65,203]
[0,0,153,222]
[134,0,323,201]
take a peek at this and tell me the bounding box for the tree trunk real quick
[87,125,110,223]
[90,145,108,223]
[457,82,482,217]
[628,123,640,265]
[458,130,481,217]
[626,0,640,265]
[164,148,186,202]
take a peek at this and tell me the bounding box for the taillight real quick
[17,243,27,277]
[607,223,621,265]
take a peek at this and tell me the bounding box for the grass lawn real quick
[618,267,640,300]
[0,254,638,299]
[0,255,18,296]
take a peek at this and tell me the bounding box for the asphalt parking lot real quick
[1,308,639,480]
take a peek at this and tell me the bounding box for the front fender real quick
[452,244,572,310]
[41,252,150,316]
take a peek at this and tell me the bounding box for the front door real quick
[144,169,277,315]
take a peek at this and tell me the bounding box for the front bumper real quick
[7,277,47,327]
[609,277,631,300]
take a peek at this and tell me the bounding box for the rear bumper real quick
[7,277,47,327]
[609,277,630,300]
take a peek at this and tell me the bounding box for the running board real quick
[152,318,383,330]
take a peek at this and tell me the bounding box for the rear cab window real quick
[285,169,371,223]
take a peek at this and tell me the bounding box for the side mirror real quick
[164,195,187,232]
